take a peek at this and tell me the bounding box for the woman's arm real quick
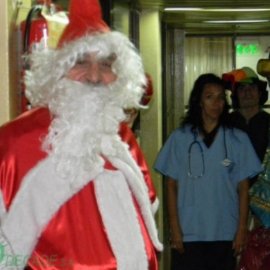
[166,178,184,254]
[233,178,249,255]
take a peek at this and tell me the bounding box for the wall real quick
[139,10,164,269]
[111,2,129,35]
[0,0,32,126]
[0,1,10,125]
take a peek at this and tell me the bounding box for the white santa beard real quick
[42,78,126,182]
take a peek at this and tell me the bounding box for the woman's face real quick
[200,83,225,123]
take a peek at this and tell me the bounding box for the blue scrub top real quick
[154,125,262,242]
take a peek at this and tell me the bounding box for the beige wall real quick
[139,10,164,269]
[0,0,32,126]
[111,2,129,35]
[0,1,10,125]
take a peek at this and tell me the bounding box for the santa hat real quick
[141,73,154,106]
[57,0,109,47]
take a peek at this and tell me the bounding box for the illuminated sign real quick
[236,43,260,56]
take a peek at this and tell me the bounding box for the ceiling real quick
[132,0,270,35]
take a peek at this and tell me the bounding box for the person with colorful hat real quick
[222,67,269,171]
[223,68,270,270]
[0,0,162,269]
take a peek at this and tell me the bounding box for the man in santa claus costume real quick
[0,0,162,269]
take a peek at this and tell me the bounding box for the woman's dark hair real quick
[181,73,231,131]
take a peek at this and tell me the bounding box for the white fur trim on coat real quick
[94,170,148,270]
[102,136,163,252]
[0,191,6,221]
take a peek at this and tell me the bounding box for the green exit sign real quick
[236,43,260,56]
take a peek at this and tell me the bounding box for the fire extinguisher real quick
[19,0,52,112]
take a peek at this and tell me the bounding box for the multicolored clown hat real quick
[222,67,264,88]
[222,67,268,107]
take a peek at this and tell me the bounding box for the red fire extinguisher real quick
[19,0,54,112]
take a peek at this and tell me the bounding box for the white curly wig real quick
[25,31,146,110]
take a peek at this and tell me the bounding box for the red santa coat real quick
[0,108,160,270]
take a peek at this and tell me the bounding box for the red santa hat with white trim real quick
[57,0,109,47]
[25,0,147,110]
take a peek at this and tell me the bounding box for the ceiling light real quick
[204,8,270,12]
[204,20,270,24]
[164,7,270,12]
[164,8,202,11]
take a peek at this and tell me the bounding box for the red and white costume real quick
[0,108,161,269]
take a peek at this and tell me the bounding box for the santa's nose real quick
[85,64,101,84]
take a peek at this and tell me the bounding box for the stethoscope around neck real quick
[188,127,232,179]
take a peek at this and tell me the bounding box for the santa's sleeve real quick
[119,123,159,213]
[0,126,11,218]
[0,124,19,266]
[0,108,49,213]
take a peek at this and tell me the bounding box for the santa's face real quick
[66,52,117,85]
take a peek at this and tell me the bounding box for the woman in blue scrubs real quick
[154,73,262,270]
